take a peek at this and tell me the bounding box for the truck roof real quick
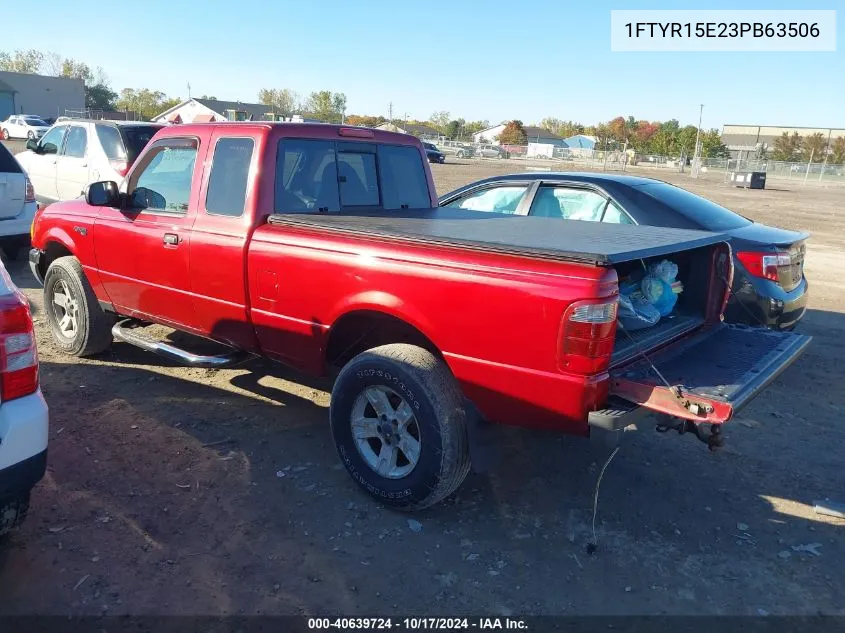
[154,122,417,144]
[268,208,727,266]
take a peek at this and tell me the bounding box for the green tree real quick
[801,132,827,162]
[539,117,583,139]
[444,118,466,139]
[700,129,729,158]
[497,120,527,145]
[258,88,300,117]
[0,49,44,73]
[463,120,490,137]
[771,132,801,161]
[116,88,178,121]
[676,125,699,156]
[830,137,845,165]
[428,111,451,133]
[303,90,346,123]
[198,94,217,100]
[345,114,387,127]
[86,84,118,110]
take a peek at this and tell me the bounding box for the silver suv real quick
[16,120,163,204]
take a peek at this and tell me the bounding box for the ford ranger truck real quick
[28,123,811,510]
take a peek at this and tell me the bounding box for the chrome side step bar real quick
[112,319,249,368]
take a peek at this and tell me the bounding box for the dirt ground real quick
[1,153,843,617]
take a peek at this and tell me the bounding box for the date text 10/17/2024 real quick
[307,618,529,630]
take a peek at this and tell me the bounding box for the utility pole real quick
[388,102,393,125]
[187,82,191,99]
[692,103,703,178]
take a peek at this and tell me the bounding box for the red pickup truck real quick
[28,123,811,510]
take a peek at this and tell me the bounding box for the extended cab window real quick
[275,140,429,213]
[205,137,254,217]
[130,139,198,213]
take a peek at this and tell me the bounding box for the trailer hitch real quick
[656,418,724,451]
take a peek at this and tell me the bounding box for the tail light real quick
[558,299,618,374]
[25,177,36,203]
[109,160,130,177]
[0,293,39,402]
[736,251,790,282]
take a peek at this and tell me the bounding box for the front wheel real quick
[27,131,35,140]
[456,150,465,158]
[330,344,470,510]
[0,128,7,140]
[44,256,114,356]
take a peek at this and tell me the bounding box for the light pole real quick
[692,104,704,177]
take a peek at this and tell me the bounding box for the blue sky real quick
[11,0,843,129]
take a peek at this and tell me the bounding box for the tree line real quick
[771,131,845,164]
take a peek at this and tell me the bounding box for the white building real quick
[154,98,318,124]
[0,71,85,120]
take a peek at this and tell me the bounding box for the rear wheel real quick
[330,344,470,510]
[44,256,114,356]
[457,150,465,158]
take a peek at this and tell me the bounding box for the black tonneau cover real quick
[266,208,728,266]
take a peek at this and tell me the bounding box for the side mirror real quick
[85,181,120,207]
[26,138,39,152]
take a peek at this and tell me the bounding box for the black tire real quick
[0,128,7,140]
[0,494,30,540]
[27,131,35,140]
[330,343,470,511]
[43,256,114,356]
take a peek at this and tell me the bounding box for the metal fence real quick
[428,138,845,185]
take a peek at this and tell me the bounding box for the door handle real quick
[163,233,180,246]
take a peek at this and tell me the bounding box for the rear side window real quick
[62,126,87,158]
[636,182,751,231]
[275,140,430,213]
[0,142,22,174]
[95,125,126,160]
[205,137,254,217]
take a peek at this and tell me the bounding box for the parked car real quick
[422,142,445,164]
[0,258,48,539]
[476,145,509,159]
[1,115,50,141]
[29,123,810,512]
[438,140,475,159]
[439,173,809,330]
[0,141,37,260]
[16,120,164,204]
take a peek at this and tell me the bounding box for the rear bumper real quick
[726,273,808,330]
[0,201,37,240]
[0,388,49,500]
[0,450,47,503]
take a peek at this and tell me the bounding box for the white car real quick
[0,258,48,539]
[1,115,50,140]
[0,142,37,260]
[16,120,163,204]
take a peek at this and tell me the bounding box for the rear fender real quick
[329,291,439,348]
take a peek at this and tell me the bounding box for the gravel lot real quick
[1,146,843,617]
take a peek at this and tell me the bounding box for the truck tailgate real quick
[610,324,811,423]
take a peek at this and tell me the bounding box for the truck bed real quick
[266,209,727,266]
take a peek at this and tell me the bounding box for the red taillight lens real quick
[736,251,790,282]
[109,160,130,177]
[559,300,618,374]
[0,298,39,401]
[25,177,36,203]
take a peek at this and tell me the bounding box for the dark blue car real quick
[422,142,445,164]
[439,173,808,330]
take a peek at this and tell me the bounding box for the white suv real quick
[16,120,163,204]
[0,142,37,261]
[0,259,48,539]
[1,115,50,140]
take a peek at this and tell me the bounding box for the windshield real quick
[423,143,437,150]
[24,117,48,126]
[636,182,752,231]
